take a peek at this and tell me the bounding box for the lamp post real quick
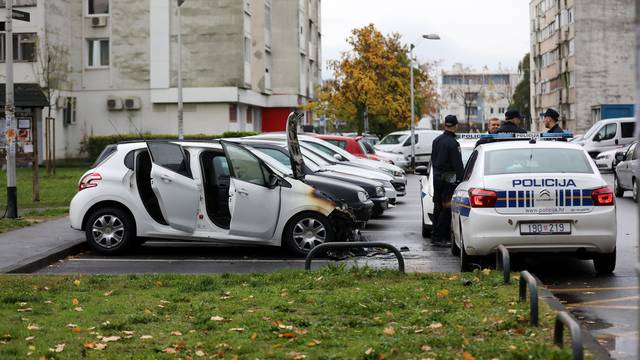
[5,0,17,218]
[177,0,185,140]
[410,34,440,171]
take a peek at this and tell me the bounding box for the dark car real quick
[614,140,638,201]
[236,140,389,217]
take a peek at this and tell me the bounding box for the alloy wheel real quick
[292,217,327,251]
[91,215,125,249]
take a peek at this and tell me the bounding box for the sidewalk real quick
[0,217,85,273]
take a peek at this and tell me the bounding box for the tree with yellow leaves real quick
[307,24,441,135]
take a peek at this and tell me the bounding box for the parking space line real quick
[68,258,332,263]
[569,305,639,310]
[565,295,640,307]
[550,286,639,292]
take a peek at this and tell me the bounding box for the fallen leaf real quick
[123,331,134,335]
[229,328,245,332]
[463,300,474,309]
[25,336,35,341]
[140,335,153,340]
[286,351,306,359]
[508,309,517,314]
[482,268,491,275]
[17,308,32,312]
[101,336,121,342]
[73,279,81,287]
[428,322,443,329]
[509,345,517,350]
[27,324,40,331]
[84,341,96,349]
[95,343,107,350]
[72,326,81,333]
[210,316,225,321]
[44,300,53,304]
[463,352,476,360]
[162,347,177,354]
[414,329,424,333]
[306,339,321,347]
[101,320,111,326]
[103,290,113,297]
[513,327,526,335]
[74,307,83,312]
[279,332,296,338]
[420,345,431,352]
[143,309,152,316]
[195,350,206,357]
[383,327,395,336]
[171,331,183,336]
[436,289,449,298]
[53,343,65,353]
[250,332,257,341]
[365,348,374,355]
[71,298,79,305]
[66,323,78,328]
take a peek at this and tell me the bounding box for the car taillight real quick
[469,188,497,208]
[79,172,102,191]
[592,187,615,206]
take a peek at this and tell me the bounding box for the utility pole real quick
[5,0,17,218]
[409,43,416,171]
[177,0,185,140]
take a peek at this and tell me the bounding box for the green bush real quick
[80,131,259,162]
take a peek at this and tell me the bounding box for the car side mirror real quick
[615,152,626,163]
[267,173,279,188]
[333,154,344,161]
[415,165,429,176]
[593,134,601,142]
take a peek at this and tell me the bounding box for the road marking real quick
[68,258,333,263]
[550,286,639,292]
[565,295,640,307]
[568,305,639,310]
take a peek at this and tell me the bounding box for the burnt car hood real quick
[304,174,367,204]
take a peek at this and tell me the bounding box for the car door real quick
[619,143,637,188]
[147,142,200,233]
[221,141,282,239]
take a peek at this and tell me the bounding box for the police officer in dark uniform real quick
[496,110,527,134]
[430,115,464,245]
[543,108,564,133]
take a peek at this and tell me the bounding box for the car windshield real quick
[379,134,408,145]
[583,123,601,140]
[304,139,357,160]
[461,147,474,165]
[251,149,293,176]
[485,148,593,175]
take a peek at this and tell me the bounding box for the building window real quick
[63,97,77,126]
[229,104,237,122]
[568,39,574,56]
[567,8,574,24]
[264,4,272,48]
[88,0,109,15]
[244,36,251,63]
[246,106,253,124]
[490,107,494,114]
[87,39,109,67]
[0,33,36,62]
[498,107,505,114]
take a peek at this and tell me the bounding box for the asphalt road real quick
[40,174,638,359]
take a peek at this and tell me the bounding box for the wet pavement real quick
[38,174,638,359]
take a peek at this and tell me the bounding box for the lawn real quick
[0,267,575,359]
[0,166,88,233]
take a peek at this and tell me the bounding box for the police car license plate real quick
[520,222,571,235]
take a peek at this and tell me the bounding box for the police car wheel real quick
[593,248,616,275]
[450,225,460,256]
[459,227,478,272]
[614,175,624,198]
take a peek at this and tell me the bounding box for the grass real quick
[0,267,576,359]
[0,166,88,233]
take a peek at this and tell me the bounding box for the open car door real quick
[286,111,306,180]
[147,141,200,233]
[221,141,282,239]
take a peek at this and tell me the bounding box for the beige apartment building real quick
[0,0,321,159]
[529,0,635,133]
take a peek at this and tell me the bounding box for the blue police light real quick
[540,132,574,139]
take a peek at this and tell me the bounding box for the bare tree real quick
[447,65,484,128]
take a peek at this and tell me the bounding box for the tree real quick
[307,24,440,136]
[511,53,531,128]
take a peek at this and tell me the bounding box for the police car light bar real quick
[458,132,574,140]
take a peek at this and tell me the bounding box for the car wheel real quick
[450,226,460,256]
[633,179,638,202]
[614,174,624,198]
[284,213,334,257]
[593,248,616,275]
[85,207,135,255]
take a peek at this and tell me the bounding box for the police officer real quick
[431,115,464,246]
[543,108,564,133]
[496,110,527,134]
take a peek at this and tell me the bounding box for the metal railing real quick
[519,270,539,326]
[554,311,584,360]
[495,245,511,284]
[304,242,405,273]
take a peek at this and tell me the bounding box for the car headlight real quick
[357,191,369,202]
[597,154,611,160]
[375,186,385,197]
[393,170,403,177]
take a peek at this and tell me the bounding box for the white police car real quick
[450,135,617,274]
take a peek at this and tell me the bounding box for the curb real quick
[0,241,87,274]
[534,275,611,359]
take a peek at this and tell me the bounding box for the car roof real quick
[315,134,356,141]
[478,140,585,152]
[597,117,635,123]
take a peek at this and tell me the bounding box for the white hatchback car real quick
[70,136,358,256]
[450,138,617,274]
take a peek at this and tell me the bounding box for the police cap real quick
[505,110,522,120]
[444,115,458,126]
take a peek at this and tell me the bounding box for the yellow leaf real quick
[27,324,40,331]
[383,326,395,336]
[73,279,81,287]
[306,339,321,347]
[101,336,121,342]
[436,289,449,298]
[140,335,153,340]
[83,341,96,349]
[229,328,245,332]
[210,316,225,321]
[53,343,65,353]
[365,347,374,355]
[25,336,35,341]
[95,343,107,350]
[250,332,257,341]
[195,350,206,357]
[420,345,431,352]
[428,322,443,329]
[72,326,81,333]
[74,307,83,312]
[103,290,113,297]
[71,298,79,305]
[463,352,476,360]
[171,331,182,336]
[17,307,32,312]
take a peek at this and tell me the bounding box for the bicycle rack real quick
[495,245,511,284]
[304,242,405,273]
[518,271,539,326]
[554,311,584,360]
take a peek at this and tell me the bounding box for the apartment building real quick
[0,0,322,159]
[440,64,519,130]
[529,0,635,133]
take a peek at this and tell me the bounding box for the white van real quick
[375,130,442,166]
[575,117,636,158]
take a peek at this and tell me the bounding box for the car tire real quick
[450,226,460,256]
[593,248,616,275]
[85,207,135,255]
[614,174,624,198]
[459,224,478,272]
[421,215,431,238]
[633,179,638,202]
[283,212,335,257]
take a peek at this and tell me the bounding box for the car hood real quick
[323,164,394,182]
[312,170,383,196]
[374,144,401,152]
[304,174,366,203]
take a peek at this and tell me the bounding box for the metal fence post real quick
[518,271,539,326]
[554,311,584,360]
[304,242,405,273]
[495,245,511,284]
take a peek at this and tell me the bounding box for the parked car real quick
[595,148,620,172]
[233,139,390,216]
[572,117,636,158]
[314,134,380,161]
[341,133,380,146]
[70,115,358,257]
[375,130,442,167]
[614,140,639,201]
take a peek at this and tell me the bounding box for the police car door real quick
[451,151,478,241]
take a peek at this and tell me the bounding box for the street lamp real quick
[177,0,186,140]
[409,34,440,171]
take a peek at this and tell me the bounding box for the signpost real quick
[4,2,31,218]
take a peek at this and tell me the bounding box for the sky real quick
[321,0,531,78]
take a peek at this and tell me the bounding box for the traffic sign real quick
[11,9,30,22]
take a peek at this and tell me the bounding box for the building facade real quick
[440,64,519,131]
[0,0,322,159]
[529,0,635,133]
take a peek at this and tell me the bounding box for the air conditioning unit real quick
[106,96,123,111]
[91,16,108,28]
[124,96,142,111]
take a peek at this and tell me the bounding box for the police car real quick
[450,134,617,274]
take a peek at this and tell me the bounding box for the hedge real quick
[80,131,259,162]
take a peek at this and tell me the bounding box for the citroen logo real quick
[539,189,551,199]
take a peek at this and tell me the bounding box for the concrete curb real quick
[534,275,611,359]
[0,241,87,274]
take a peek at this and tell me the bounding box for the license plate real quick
[520,222,571,235]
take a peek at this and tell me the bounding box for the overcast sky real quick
[321,0,530,78]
